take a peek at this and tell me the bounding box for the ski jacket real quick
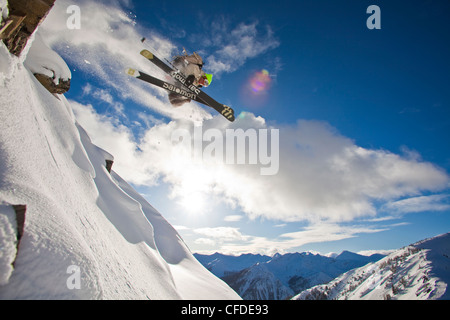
[173,52,205,86]
[184,52,203,66]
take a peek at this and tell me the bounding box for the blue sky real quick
[41,0,450,255]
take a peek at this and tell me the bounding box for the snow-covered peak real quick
[194,252,271,277]
[272,252,282,260]
[293,233,450,300]
[335,250,384,262]
[222,263,293,300]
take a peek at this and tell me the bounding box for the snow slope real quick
[293,233,450,300]
[0,35,239,300]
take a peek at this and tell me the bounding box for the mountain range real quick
[196,233,450,300]
[195,250,385,299]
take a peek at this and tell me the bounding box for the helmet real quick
[198,73,213,87]
[204,73,213,86]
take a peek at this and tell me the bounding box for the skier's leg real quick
[185,74,195,86]
[169,92,191,107]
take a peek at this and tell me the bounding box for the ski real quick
[126,68,201,102]
[139,49,235,122]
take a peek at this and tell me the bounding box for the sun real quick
[175,167,212,214]
[179,191,207,214]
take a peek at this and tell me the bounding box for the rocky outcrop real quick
[105,160,114,173]
[11,204,26,267]
[0,0,55,56]
[33,72,70,94]
[23,32,72,95]
[1,1,68,94]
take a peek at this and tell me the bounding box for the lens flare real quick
[250,69,271,93]
[241,69,272,108]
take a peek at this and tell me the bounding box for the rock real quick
[105,160,114,173]
[33,73,71,94]
[1,0,55,56]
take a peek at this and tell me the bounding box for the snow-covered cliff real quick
[0,31,239,300]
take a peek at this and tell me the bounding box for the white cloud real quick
[194,238,217,246]
[279,223,386,245]
[365,216,399,222]
[224,215,244,222]
[381,194,450,215]
[274,224,287,228]
[73,101,450,225]
[194,227,248,242]
[204,22,280,75]
[214,222,388,255]
[357,249,396,256]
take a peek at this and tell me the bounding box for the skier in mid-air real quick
[128,48,234,121]
[169,50,213,106]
